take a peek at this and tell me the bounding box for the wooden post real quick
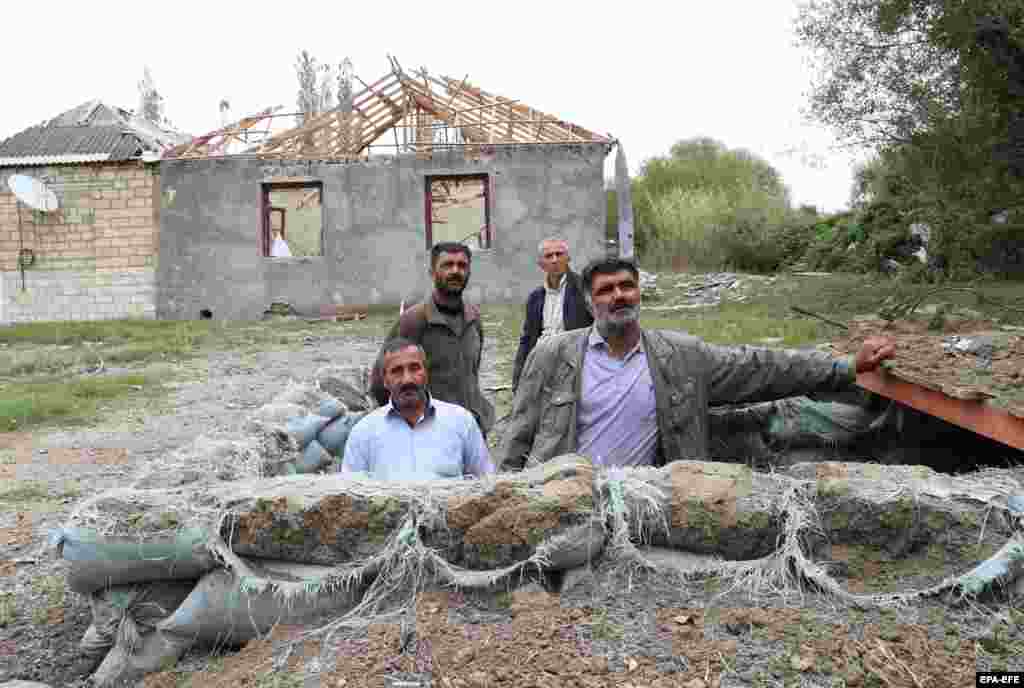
[615,142,634,259]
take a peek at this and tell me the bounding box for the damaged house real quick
[156,58,615,320]
[0,101,188,323]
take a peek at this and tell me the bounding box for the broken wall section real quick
[156,144,610,320]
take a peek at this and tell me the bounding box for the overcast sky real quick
[2,0,864,212]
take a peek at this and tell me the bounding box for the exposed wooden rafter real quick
[172,58,611,161]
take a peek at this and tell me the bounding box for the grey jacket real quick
[498,327,855,471]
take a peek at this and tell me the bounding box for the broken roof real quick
[0,100,190,167]
[168,56,613,161]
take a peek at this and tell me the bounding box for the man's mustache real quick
[398,384,423,394]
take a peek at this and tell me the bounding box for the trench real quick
[708,394,1024,476]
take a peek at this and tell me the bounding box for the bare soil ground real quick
[0,333,414,686]
[831,317,1024,416]
[2,272,1023,687]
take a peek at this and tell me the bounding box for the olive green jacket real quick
[370,299,495,435]
[498,327,855,470]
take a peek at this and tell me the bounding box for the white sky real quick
[2,0,864,212]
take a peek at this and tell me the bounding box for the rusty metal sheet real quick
[857,368,1024,451]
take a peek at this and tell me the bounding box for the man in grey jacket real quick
[498,257,896,471]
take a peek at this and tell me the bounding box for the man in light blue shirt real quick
[342,337,495,480]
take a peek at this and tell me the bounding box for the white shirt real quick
[540,273,567,339]
[271,238,292,257]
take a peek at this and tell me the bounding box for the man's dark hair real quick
[580,257,640,297]
[380,337,426,361]
[430,242,472,268]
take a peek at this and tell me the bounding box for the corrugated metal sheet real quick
[0,100,188,167]
[0,125,142,165]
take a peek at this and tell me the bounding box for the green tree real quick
[797,1,1024,275]
[631,137,795,271]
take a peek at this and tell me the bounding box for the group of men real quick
[342,238,896,480]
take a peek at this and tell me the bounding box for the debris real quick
[790,305,850,331]
[789,647,815,672]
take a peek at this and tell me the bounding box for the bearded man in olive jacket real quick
[371,242,495,436]
[498,257,896,471]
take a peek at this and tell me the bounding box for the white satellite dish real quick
[6,174,59,212]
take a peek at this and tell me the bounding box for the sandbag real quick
[316,412,364,456]
[767,396,895,448]
[318,398,347,418]
[297,440,333,474]
[287,414,333,449]
[82,580,197,661]
[53,527,216,595]
[272,382,330,410]
[959,538,1024,597]
[90,628,193,688]
[245,402,307,431]
[157,563,363,645]
[538,518,606,570]
[287,404,365,473]
[315,365,374,412]
[610,462,785,560]
[225,489,413,565]
[436,461,601,571]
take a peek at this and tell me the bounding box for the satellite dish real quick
[6,174,59,212]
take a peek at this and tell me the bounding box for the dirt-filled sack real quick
[225,488,412,565]
[315,365,374,412]
[52,527,216,595]
[287,402,366,474]
[80,580,196,665]
[767,395,895,448]
[603,461,785,561]
[90,627,193,688]
[157,561,363,645]
[272,381,330,410]
[245,401,307,432]
[430,456,605,571]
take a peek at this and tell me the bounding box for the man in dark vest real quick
[512,237,594,391]
[371,242,495,437]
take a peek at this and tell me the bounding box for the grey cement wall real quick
[156,144,611,320]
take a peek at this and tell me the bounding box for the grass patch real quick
[0,480,49,504]
[0,373,155,431]
[0,317,364,378]
[31,575,65,607]
[0,593,15,627]
[254,673,303,688]
[0,319,213,348]
[590,607,624,640]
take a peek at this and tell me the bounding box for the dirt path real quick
[0,331,507,686]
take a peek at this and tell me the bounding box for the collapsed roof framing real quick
[163,107,281,159]
[169,56,611,161]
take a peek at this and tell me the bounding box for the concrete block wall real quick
[1,269,156,322]
[157,144,611,320]
[0,162,159,323]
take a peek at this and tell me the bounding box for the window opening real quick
[426,174,490,250]
[261,183,323,257]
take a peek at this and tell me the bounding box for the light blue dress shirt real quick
[341,397,495,480]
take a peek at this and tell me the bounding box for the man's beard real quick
[434,274,467,299]
[392,383,427,410]
[595,304,639,337]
